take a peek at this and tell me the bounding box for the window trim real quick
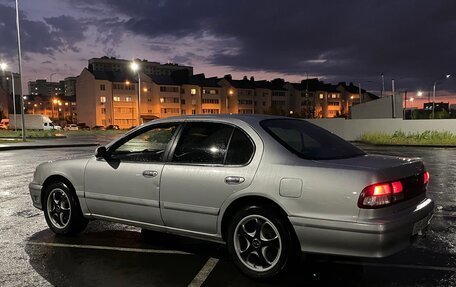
[166,121,256,167]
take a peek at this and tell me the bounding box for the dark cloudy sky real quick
[0,0,455,98]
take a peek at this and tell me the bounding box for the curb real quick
[0,142,99,151]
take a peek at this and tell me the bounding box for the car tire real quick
[43,181,88,235]
[227,205,298,280]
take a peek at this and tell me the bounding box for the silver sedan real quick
[29,115,434,279]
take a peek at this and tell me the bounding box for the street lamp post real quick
[227,89,234,114]
[0,63,17,130]
[130,62,141,126]
[52,98,58,119]
[432,74,451,119]
[15,0,26,141]
[49,72,57,83]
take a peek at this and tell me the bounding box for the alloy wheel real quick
[46,188,72,229]
[233,214,282,272]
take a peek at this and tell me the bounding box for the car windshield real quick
[261,119,366,160]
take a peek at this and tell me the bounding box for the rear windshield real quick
[260,119,366,160]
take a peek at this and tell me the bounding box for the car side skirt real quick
[88,213,225,244]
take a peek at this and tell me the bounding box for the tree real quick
[264,104,285,116]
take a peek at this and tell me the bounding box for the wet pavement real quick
[0,144,455,286]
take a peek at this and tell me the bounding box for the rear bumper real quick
[29,182,43,210]
[289,198,435,258]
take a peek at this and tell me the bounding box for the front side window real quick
[261,119,365,160]
[110,124,179,162]
[172,123,233,164]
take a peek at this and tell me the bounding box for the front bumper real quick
[29,182,43,210]
[289,198,435,258]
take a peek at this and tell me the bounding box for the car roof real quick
[143,114,290,126]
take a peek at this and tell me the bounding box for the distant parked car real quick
[106,124,120,130]
[64,124,79,131]
[76,124,90,130]
[0,118,8,130]
[92,125,106,130]
[29,115,434,280]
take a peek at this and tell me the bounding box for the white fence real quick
[306,118,456,141]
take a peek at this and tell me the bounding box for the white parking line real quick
[331,260,456,272]
[188,257,219,287]
[27,241,191,255]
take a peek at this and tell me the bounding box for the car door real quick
[160,121,258,234]
[84,123,180,225]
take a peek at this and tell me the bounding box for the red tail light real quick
[423,171,430,185]
[358,180,404,208]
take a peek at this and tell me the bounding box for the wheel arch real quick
[220,195,294,241]
[41,174,76,207]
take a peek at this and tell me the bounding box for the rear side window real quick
[261,119,365,160]
[172,123,233,164]
[225,129,254,165]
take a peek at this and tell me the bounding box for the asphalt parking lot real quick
[0,144,455,286]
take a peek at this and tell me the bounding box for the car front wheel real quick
[227,205,297,279]
[43,181,88,235]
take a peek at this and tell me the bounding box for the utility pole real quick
[358,83,362,104]
[391,79,396,118]
[381,73,385,97]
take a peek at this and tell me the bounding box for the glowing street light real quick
[0,62,17,130]
[417,90,423,97]
[130,61,141,124]
[432,74,451,118]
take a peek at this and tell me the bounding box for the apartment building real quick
[285,80,316,118]
[285,79,368,118]
[0,88,8,117]
[219,76,256,114]
[180,74,224,115]
[147,75,182,119]
[77,69,140,128]
[76,64,381,127]
[0,71,21,116]
[77,69,223,128]
[24,94,77,122]
[28,79,65,97]
[253,81,272,115]
[88,56,193,77]
[64,77,77,97]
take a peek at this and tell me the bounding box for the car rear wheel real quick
[227,205,297,279]
[43,181,88,235]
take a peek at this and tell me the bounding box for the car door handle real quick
[142,170,158,178]
[225,176,245,185]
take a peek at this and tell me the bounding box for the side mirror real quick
[95,146,107,159]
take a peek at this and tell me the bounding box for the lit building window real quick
[319,94,324,99]
[113,96,121,102]
[125,96,132,102]
[190,88,197,95]
[100,96,106,103]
